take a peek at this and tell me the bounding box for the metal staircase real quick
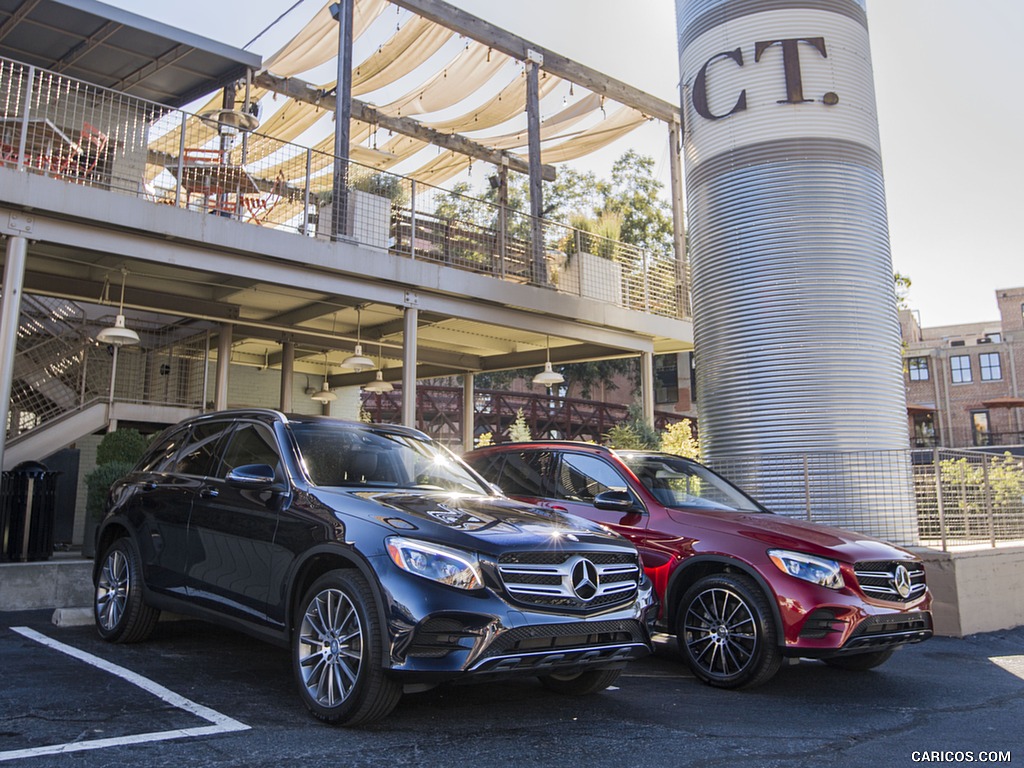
[3,295,209,469]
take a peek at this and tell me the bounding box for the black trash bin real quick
[0,461,60,562]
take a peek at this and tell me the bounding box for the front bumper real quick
[376,556,656,681]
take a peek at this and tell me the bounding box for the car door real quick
[541,452,649,552]
[185,420,285,625]
[126,422,231,599]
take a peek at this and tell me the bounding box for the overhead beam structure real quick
[255,71,556,181]
[386,0,680,123]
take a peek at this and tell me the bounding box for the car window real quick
[492,451,553,497]
[137,427,186,473]
[216,423,282,480]
[291,422,489,494]
[622,454,763,512]
[175,421,233,477]
[554,454,628,502]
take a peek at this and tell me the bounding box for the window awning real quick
[981,397,1024,409]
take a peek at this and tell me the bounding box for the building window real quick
[950,355,972,384]
[971,410,991,447]
[980,352,1002,381]
[985,332,1002,343]
[654,354,679,405]
[912,413,936,448]
[907,357,929,381]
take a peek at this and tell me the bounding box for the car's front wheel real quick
[94,537,159,643]
[292,570,402,726]
[676,572,781,689]
[538,668,622,695]
[823,649,895,671]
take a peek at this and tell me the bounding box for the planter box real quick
[557,251,623,305]
[316,189,390,249]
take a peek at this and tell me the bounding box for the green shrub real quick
[87,430,150,521]
[96,428,148,466]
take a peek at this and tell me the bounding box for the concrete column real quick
[401,307,418,428]
[280,339,295,412]
[214,323,232,411]
[640,351,655,431]
[0,235,28,470]
[462,373,475,452]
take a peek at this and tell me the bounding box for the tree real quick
[606,150,674,257]
[895,271,912,310]
[509,408,532,442]
[660,419,700,460]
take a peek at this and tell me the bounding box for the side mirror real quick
[226,463,277,488]
[594,489,636,511]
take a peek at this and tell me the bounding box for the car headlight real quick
[767,550,845,590]
[385,537,484,590]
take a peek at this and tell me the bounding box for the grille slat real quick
[853,560,927,603]
[497,551,640,611]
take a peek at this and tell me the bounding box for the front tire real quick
[676,572,781,689]
[94,538,159,643]
[292,570,402,726]
[538,668,622,695]
[823,649,895,671]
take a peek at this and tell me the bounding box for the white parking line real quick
[0,627,250,762]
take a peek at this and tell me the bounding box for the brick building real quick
[901,287,1024,448]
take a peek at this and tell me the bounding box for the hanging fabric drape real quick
[422,69,561,133]
[376,40,507,117]
[352,16,454,94]
[263,0,388,77]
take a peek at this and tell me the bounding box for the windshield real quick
[290,422,491,495]
[621,454,764,513]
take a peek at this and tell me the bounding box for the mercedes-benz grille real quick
[496,551,640,611]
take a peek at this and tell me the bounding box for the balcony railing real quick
[0,56,688,320]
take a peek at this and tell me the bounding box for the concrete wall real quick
[917,546,1024,637]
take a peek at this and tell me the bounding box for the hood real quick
[667,507,918,564]
[319,489,631,555]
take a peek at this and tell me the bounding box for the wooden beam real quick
[387,0,679,123]
[254,71,556,181]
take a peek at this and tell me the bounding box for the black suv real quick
[92,411,654,725]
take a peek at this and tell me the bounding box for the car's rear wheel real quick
[292,570,402,726]
[538,668,622,695]
[823,649,895,671]
[94,538,159,643]
[676,572,781,689]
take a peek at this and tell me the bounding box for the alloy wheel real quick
[95,547,129,631]
[296,588,365,708]
[683,586,758,679]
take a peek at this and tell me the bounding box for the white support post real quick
[215,323,232,411]
[0,235,28,471]
[401,306,418,428]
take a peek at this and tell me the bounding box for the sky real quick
[102,0,1023,328]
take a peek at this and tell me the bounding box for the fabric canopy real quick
[262,0,388,77]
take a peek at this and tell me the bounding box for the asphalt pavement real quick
[1,610,1022,768]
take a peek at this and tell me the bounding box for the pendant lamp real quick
[97,268,140,347]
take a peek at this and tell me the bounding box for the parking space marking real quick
[0,627,250,762]
[990,655,1024,682]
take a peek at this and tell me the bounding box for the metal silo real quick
[676,0,916,543]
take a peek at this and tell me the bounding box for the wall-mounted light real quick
[97,268,140,347]
[532,335,564,388]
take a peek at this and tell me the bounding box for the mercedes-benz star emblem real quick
[893,564,912,598]
[570,557,600,601]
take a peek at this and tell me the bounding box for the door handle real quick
[199,487,219,499]
[547,504,568,513]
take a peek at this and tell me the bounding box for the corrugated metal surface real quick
[678,0,917,542]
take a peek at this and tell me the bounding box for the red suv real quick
[464,442,933,689]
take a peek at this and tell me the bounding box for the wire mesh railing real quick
[0,55,687,320]
[704,449,1024,551]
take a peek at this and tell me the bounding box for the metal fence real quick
[0,56,687,320]
[705,449,1024,551]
